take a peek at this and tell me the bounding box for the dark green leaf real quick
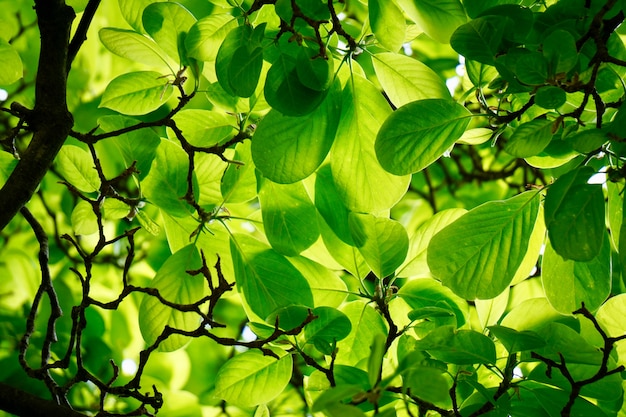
[504,119,555,158]
[488,325,546,353]
[450,16,505,65]
[544,166,605,261]
[142,2,196,65]
[414,325,496,365]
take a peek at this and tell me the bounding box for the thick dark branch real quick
[0,1,75,231]
[0,381,86,417]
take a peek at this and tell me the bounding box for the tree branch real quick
[0,381,86,417]
[0,0,75,231]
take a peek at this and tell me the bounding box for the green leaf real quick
[142,2,196,65]
[450,16,505,65]
[331,75,410,212]
[98,115,160,180]
[71,200,98,236]
[544,166,605,261]
[230,235,314,320]
[488,325,546,353]
[264,51,328,116]
[596,294,626,364]
[535,86,567,109]
[376,98,471,176]
[100,71,173,115]
[514,51,549,85]
[252,80,341,183]
[118,0,152,33]
[138,245,204,351]
[170,109,235,147]
[348,213,409,279]
[213,349,293,407]
[296,48,334,92]
[427,191,541,300]
[397,278,468,328]
[102,198,131,220]
[542,236,611,314]
[99,27,173,69]
[414,325,496,365]
[407,306,455,321]
[194,153,229,208]
[185,14,237,62]
[543,29,578,75]
[221,141,257,203]
[304,306,352,347]
[404,366,450,404]
[258,178,320,256]
[367,333,386,387]
[56,145,101,193]
[215,24,262,97]
[401,0,467,44]
[314,164,353,245]
[142,139,195,218]
[0,39,22,85]
[369,0,406,51]
[504,119,555,158]
[534,322,603,365]
[397,208,467,278]
[336,301,388,366]
[289,257,348,308]
[372,52,450,108]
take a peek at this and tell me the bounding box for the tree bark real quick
[0,0,75,230]
[0,381,86,417]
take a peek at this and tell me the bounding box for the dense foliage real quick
[2,0,626,416]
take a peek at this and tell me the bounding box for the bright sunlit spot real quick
[240,221,256,233]
[588,167,607,185]
[0,89,7,101]
[514,366,524,379]
[121,358,138,376]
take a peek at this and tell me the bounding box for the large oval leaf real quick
[542,236,611,314]
[252,80,341,183]
[372,52,450,108]
[399,0,467,44]
[348,213,409,279]
[185,14,237,62]
[99,27,173,69]
[414,325,496,365]
[0,39,23,86]
[504,118,555,158]
[56,145,101,193]
[100,71,173,115]
[544,166,606,261]
[331,75,410,212]
[214,349,293,407]
[258,178,320,256]
[369,0,406,51]
[427,191,541,300]
[142,2,196,64]
[336,301,388,366]
[230,235,314,320]
[138,245,204,352]
[375,99,471,176]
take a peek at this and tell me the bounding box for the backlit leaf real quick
[138,245,204,351]
[0,39,22,85]
[99,27,173,69]
[414,325,496,365]
[544,166,605,261]
[252,80,341,183]
[331,75,410,212]
[258,178,320,256]
[504,119,555,158]
[230,234,314,320]
[185,14,237,62]
[56,145,101,193]
[376,98,471,176]
[402,0,467,44]
[100,71,173,115]
[542,236,611,314]
[428,191,541,299]
[369,0,406,51]
[213,349,292,407]
[142,2,196,64]
[348,213,409,278]
[372,52,450,108]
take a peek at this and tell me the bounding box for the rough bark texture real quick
[0,381,86,417]
[0,0,75,230]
